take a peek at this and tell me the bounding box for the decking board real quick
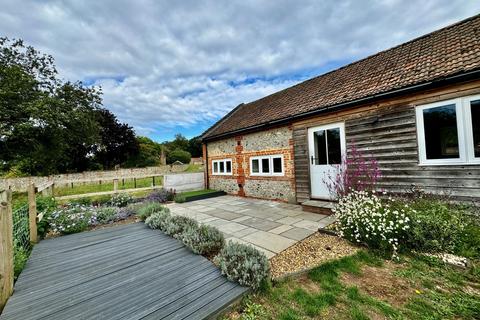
[0,223,248,320]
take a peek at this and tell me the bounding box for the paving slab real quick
[280,227,316,241]
[269,225,293,235]
[239,217,282,231]
[241,231,296,253]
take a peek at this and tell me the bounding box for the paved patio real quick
[167,195,336,258]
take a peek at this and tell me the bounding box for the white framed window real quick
[250,154,284,176]
[416,94,480,165]
[212,159,232,175]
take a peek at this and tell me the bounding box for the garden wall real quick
[164,172,204,191]
[1,165,190,192]
[206,125,296,202]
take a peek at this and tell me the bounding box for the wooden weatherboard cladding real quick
[293,80,480,203]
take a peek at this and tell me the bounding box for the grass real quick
[178,189,218,198]
[184,164,204,172]
[53,177,162,197]
[225,251,480,320]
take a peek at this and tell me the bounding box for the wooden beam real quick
[28,183,38,244]
[0,189,13,311]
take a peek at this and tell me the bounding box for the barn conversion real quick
[201,14,480,210]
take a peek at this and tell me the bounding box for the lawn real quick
[53,176,162,197]
[178,189,218,197]
[226,251,480,320]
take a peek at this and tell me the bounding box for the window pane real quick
[423,105,459,159]
[313,130,327,165]
[273,157,282,173]
[219,161,225,173]
[327,128,341,164]
[213,162,218,173]
[262,158,270,173]
[252,159,259,173]
[226,160,232,173]
[471,100,480,158]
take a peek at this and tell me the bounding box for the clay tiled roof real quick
[203,14,480,140]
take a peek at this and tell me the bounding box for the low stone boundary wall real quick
[164,172,205,191]
[1,165,191,192]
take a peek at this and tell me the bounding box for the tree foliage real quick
[0,38,139,176]
[167,149,191,164]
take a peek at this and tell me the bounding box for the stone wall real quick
[206,125,296,202]
[1,165,191,192]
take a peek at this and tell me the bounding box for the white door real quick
[308,122,346,199]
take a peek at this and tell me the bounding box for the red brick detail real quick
[235,137,245,197]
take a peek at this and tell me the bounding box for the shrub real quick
[93,207,117,225]
[137,202,169,221]
[333,190,410,257]
[174,193,186,203]
[181,224,225,255]
[324,142,381,198]
[114,206,136,222]
[91,195,112,206]
[145,210,171,230]
[13,240,29,279]
[145,188,176,203]
[214,241,270,290]
[109,192,133,207]
[164,215,198,238]
[400,198,468,254]
[167,149,191,164]
[69,197,93,206]
[48,204,93,234]
[36,196,57,238]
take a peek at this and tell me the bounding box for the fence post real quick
[113,179,119,193]
[28,183,38,244]
[0,189,14,311]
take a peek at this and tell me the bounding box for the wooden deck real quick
[0,223,247,320]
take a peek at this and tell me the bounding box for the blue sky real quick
[1,0,479,142]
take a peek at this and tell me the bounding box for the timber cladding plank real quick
[0,223,248,320]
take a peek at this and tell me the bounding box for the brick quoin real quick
[235,135,245,197]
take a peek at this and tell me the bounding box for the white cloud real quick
[1,0,479,139]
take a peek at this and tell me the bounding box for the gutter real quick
[202,68,480,142]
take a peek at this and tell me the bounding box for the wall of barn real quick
[293,79,480,203]
[206,126,296,202]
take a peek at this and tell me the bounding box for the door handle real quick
[311,156,314,164]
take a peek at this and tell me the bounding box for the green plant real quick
[13,240,29,279]
[174,193,186,203]
[402,199,468,254]
[167,149,191,164]
[109,192,133,207]
[48,204,93,234]
[69,197,93,206]
[94,207,117,224]
[164,215,198,238]
[181,224,225,255]
[333,190,411,257]
[145,210,171,230]
[240,299,266,320]
[137,202,169,221]
[214,241,270,290]
[36,196,57,238]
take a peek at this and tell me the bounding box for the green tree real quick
[167,149,191,164]
[123,136,163,168]
[93,108,139,169]
[187,136,203,157]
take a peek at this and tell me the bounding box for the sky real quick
[1,0,479,142]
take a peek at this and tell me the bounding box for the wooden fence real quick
[0,184,40,311]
